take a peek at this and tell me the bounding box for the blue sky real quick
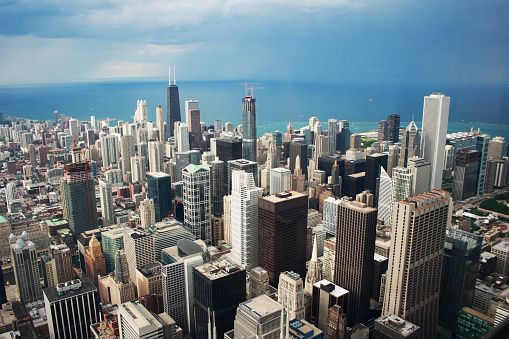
[0,0,508,85]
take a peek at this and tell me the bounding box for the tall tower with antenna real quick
[167,66,181,138]
[239,82,263,162]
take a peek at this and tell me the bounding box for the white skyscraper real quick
[100,134,120,168]
[90,116,96,131]
[120,135,136,182]
[420,93,450,189]
[407,157,431,196]
[156,105,165,142]
[134,99,148,124]
[148,141,164,173]
[322,197,340,236]
[182,164,212,244]
[230,170,262,270]
[176,122,190,153]
[377,167,393,225]
[269,167,291,195]
[99,179,115,227]
[392,166,413,202]
[139,198,156,229]
[131,155,147,182]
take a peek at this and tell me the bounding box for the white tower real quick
[99,179,115,227]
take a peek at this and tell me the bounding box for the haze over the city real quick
[0,0,508,86]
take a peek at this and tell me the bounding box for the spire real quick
[295,155,301,170]
[311,234,318,262]
[304,234,322,295]
[169,66,171,85]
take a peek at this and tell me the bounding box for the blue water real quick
[0,79,508,141]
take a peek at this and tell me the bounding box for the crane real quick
[168,199,179,218]
[239,82,264,97]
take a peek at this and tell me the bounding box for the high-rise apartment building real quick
[139,198,156,229]
[328,119,338,155]
[487,136,505,160]
[44,277,101,339]
[387,113,400,143]
[120,135,136,182]
[100,134,120,168]
[183,164,212,244]
[242,94,257,162]
[258,191,308,287]
[147,172,172,222]
[383,190,451,339]
[230,170,262,270]
[156,105,165,142]
[11,233,44,307]
[193,259,246,339]
[420,93,450,189]
[131,155,147,182]
[148,141,164,173]
[333,199,377,327]
[99,179,115,227]
[60,162,98,239]
[167,69,181,138]
[378,120,388,143]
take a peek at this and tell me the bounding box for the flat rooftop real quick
[43,276,97,303]
[313,279,349,298]
[240,294,281,317]
[262,190,306,203]
[194,259,242,280]
[376,314,420,336]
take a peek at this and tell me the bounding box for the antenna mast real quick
[173,66,176,85]
[169,66,171,85]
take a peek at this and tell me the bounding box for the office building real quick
[377,167,393,225]
[443,145,455,181]
[387,145,400,178]
[420,93,450,189]
[60,161,98,239]
[234,294,284,339]
[278,271,305,320]
[439,229,482,337]
[407,157,431,196]
[270,168,292,195]
[231,170,262,270]
[322,197,339,236]
[290,139,308,177]
[134,99,148,123]
[175,122,190,153]
[383,190,451,339]
[148,141,165,173]
[475,134,490,195]
[84,234,107,286]
[216,137,243,162]
[322,238,336,282]
[99,179,115,227]
[328,119,338,155]
[44,277,101,339]
[101,226,125,274]
[242,93,257,162]
[227,159,258,194]
[325,305,347,339]
[131,155,147,182]
[139,198,156,229]
[452,149,480,201]
[258,191,308,287]
[162,239,206,336]
[488,136,505,160]
[249,267,270,298]
[118,301,175,339]
[123,228,156,286]
[193,259,246,339]
[188,109,201,147]
[292,156,307,192]
[211,160,226,214]
[167,68,181,138]
[399,121,420,167]
[311,280,349,332]
[333,199,377,327]
[387,113,400,143]
[182,164,212,244]
[492,240,509,275]
[365,153,388,195]
[10,233,43,307]
[147,172,172,222]
[136,262,163,298]
[456,307,494,339]
[373,314,420,339]
[156,105,165,141]
[152,222,196,263]
[100,134,120,168]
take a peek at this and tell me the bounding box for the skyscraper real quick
[148,140,164,173]
[44,277,101,339]
[476,134,490,195]
[139,198,156,229]
[278,271,305,320]
[333,199,377,327]
[420,93,450,189]
[10,233,43,307]
[383,190,451,339]
[387,113,400,143]
[131,155,147,182]
[407,157,431,196]
[290,138,308,177]
[60,161,98,239]
[242,93,257,162]
[328,119,338,155]
[120,135,136,182]
[123,228,155,286]
[147,172,172,222]
[118,301,175,339]
[99,179,115,227]
[227,159,258,194]
[377,167,393,225]
[270,168,292,195]
[156,105,165,142]
[399,120,420,167]
[378,120,388,143]
[487,136,505,160]
[193,259,246,339]
[364,153,388,195]
[182,164,212,244]
[258,191,308,287]
[452,149,480,201]
[234,295,284,339]
[84,234,107,286]
[100,133,120,168]
[230,170,262,270]
[134,99,148,124]
[167,67,181,138]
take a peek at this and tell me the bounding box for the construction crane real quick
[168,199,179,218]
[239,82,264,97]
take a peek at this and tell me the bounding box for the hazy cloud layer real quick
[0,0,507,84]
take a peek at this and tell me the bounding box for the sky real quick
[0,0,508,86]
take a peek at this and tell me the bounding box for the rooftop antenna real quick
[169,66,171,85]
[412,113,415,122]
[173,66,176,85]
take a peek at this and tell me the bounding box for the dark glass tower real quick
[364,153,388,195]
[167,69,181,138]
[387,113,400,143]
[147,172,172,222]
[242,96,256,161]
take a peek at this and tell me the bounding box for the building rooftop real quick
[492,241,509,253]
[147,171,170,178]
[289,319,323,339]
[313,280,349,298]
[120,301,162,330]
[461,307,495,324]
[376,314,420,336]
[240,295,281,318]
[263,190,306,203]
[374,253,388,262]
[194,259,242,281]
[43,276,96,303]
